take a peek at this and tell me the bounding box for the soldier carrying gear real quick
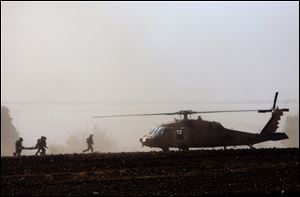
[35,136,48,156]
[13,137,24,156]
[83,134,94,153]
[34,138,41,155]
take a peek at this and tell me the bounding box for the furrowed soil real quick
[1,148,299,196]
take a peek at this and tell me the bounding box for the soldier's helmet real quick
[19,137,23,141]
[90,134,93,137]
[41,136,46,139]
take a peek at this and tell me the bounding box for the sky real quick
[1,2,299,152]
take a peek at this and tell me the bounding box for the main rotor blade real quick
[191,109,260,114]
[92,112,177,118]
[92,109,265,118]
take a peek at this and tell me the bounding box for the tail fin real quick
[260,108,284,135]
[260,92,289,135]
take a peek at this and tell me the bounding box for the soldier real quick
[34,138,41,155]
[35,138,41,149]
[35,136,48,156]
[83,134,94,153]
[13,137,24,156]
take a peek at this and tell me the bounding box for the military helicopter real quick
[93,92,289,151]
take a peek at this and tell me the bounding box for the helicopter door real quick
[176,129,184,140]
[173,127,189,147]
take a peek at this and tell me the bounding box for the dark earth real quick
[1,148,299,196]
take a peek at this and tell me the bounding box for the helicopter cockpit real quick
[140,127,165,146]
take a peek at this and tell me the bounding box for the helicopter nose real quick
[140,137,148,146]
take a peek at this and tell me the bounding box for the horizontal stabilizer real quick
[268,132,289,141]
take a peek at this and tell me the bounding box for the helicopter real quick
[93,92,289,151]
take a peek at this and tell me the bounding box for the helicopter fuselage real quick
[94,92,289,151]
[140,117,288,150]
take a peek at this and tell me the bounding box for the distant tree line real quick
[1,106,19,156]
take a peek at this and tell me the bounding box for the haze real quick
[1,2,299,154]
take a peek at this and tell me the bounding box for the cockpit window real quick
[149,127,158,135]
[149,128,156,135]
[149,127,164,136]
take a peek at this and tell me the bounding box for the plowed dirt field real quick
[1,148,299,196]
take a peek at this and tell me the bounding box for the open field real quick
[1,148,299,196]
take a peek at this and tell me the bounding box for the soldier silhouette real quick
[35,136,48,156]
[83,134,94,153]
[13,137,24,156]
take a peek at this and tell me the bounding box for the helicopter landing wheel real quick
[179,147,189,151]
[162,147,169,152]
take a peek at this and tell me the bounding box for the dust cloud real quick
[282,114,299,147]
[1,106,19,156]
[1,2,299,152]
[48,125,118,154]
